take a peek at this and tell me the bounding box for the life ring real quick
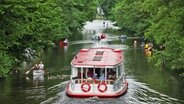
[81,82,91,92]
[98,82,107,92]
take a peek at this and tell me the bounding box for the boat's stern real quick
[66,78,128,98]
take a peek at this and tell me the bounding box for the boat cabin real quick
[71,65,123,85]
[66,47,128,97]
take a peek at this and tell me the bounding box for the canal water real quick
[0,20,184,104]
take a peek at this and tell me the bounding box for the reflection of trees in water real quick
[82,29,96,35]
[47,74,70,80]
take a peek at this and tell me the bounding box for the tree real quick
[143,0,184,70]
[112,0,184,73]
[98,0,116,19]
[0,0,97,77]
[112,0,150,36]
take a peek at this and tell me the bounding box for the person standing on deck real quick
[87,69,93,79]
[99,70,106,80]
[38,61,44,70]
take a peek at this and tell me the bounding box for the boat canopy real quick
[71,47,123,67]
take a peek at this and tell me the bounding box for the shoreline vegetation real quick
[0,0,98,78]
[107,0,184,76]
[0,0,184,78]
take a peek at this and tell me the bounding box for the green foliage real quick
[0,0,97,77]
[112,0,150,36]
[0,52,13,77]
[112,0,184,72]
[59,0,97,32]
[98,0,116,20]
[144,0,184,70]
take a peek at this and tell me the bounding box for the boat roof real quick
[71,47,123,67]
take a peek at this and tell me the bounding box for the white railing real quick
[70,76,124,92]
[70,79,114,90]
[71,79,114,84]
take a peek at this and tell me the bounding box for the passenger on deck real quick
[107,69,116,80]
[93,73,98,79]
[87,68,93,79]
[99,70,106,80]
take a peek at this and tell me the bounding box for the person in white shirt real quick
[38,61,44,70]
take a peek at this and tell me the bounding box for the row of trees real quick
[0,0,97,77]
[110,0,184,73]
[98,0,116,19]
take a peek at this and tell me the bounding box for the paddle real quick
[25,67,34,75]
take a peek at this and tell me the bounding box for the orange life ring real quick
[81,82,91,92]
[98,82,107,92]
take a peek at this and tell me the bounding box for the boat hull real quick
[66,80,128,98]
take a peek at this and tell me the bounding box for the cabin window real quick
[118,65,121,76]
[99,68,106,80]
[86,68,94,79]
[107,68,116,80]
[94,68,100,78]
[72,67,79,77]
[72,67,81,79]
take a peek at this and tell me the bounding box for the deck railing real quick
[70,75,125,91]
[73,79,114,84]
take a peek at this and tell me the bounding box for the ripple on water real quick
[40,78,184,104]
[120,78,184,104]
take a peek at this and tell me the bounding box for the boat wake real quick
[40,81,69,104]
[121,78,184,104]
[40,78,184,104]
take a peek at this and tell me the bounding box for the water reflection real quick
[63,45,68,53]
[33,75,44,83]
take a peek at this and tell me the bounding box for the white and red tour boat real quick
[66,47,128,98]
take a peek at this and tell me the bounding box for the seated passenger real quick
[87,69,93,78]
[93,73,98,79]
[99,70,105,80]
[107,69,116,80]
